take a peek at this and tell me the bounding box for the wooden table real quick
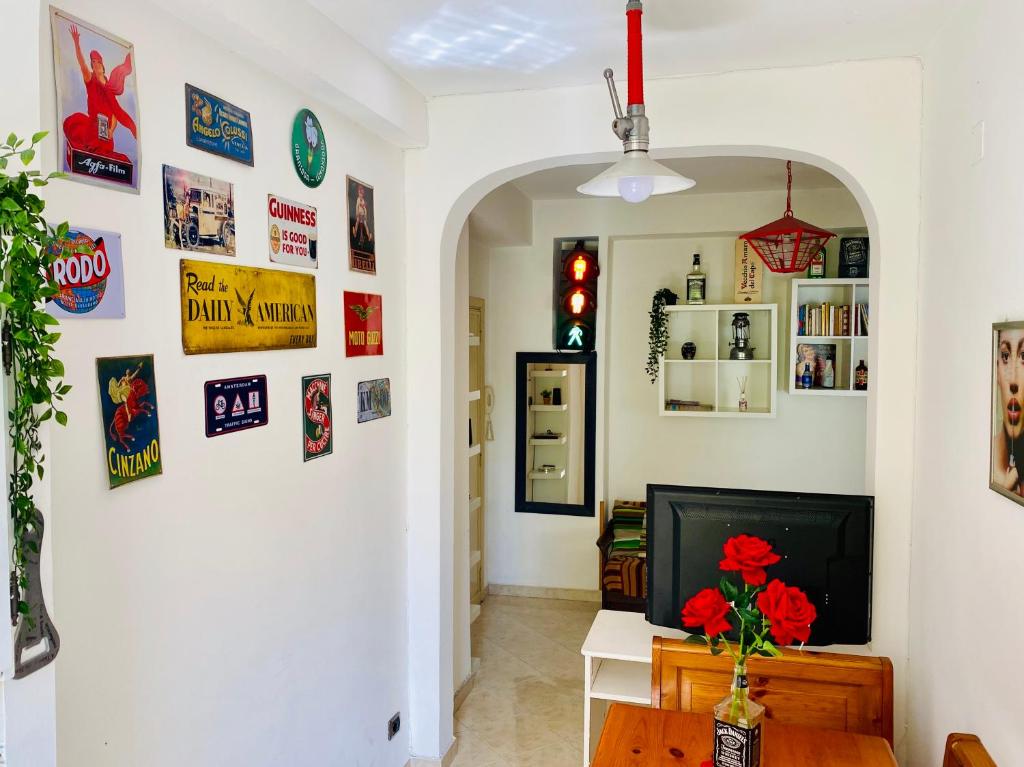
[592,704,898,767]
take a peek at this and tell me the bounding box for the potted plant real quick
[646,288,678,383]
[680,535,817,767]
[540,389,552,405]
[1,132,72,676]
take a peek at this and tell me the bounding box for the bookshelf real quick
[657,304,778,418]
[788,278,869,397]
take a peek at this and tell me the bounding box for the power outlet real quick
[387,712,401,741]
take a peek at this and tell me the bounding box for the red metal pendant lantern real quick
[740,162,835,274]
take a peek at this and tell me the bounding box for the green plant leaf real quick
[761,640,783,657]
[30,130,48,144]
[710,646,724,656]
[6,132,17,147]
[719,576,739,603]
[55,411,68,426]
[684,634,708,646]
[20,148,35,165]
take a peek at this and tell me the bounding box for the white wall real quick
[34,1,410,765]
[471,189,868,591]
[910,3,1024,765]
[405,58,922,760]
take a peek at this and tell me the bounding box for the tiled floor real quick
[452,595,601,767]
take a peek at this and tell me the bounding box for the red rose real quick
[681,587,732,637]
[719,535,781,586]
[756,579,817,646]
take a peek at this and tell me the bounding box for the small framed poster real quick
[357,378,391,423]
[302,374,333,461]
[96,354,161,488]
[163,165,235,256]
[185,84,254,166]
[838,237,870,278]
[268,194,317,268]
[344,291,383,357]
[46,226,126,319]
[347,176,376,274]
[204,375,268,437]
[794,342,836,387]
[50,7,140,192]
[991,321,1024,507]
[733,239,762,304]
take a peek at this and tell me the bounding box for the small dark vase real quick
[662,289,679,306]
[681,342,697,360]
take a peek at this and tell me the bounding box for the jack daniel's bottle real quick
[687,254,706,304]
[713,664,763,767]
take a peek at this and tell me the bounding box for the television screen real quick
[646,484,873,646]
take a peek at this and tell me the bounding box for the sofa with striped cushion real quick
[596,500,647,612]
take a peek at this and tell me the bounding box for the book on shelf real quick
[797,302,869,337]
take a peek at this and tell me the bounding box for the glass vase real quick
[713,663,764,767]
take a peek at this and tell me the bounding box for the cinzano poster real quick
[180,259,316,354]
[96,354,161,488]
[50,7,140,192]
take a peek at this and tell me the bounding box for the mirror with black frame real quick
[515,352,596,516]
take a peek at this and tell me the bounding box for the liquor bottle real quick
[686,254,706,305]
[822,357,835,389]
[855,360,868,391]
[807,246,826,278]
[713,664,763,767]
[800,362,813,390]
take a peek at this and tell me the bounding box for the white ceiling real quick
[309,0,958,97]
[512,157,842,200]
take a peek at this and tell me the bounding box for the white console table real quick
[579,609,874,766]
[580,610,688,765]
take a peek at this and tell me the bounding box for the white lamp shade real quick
[577,152,696,199]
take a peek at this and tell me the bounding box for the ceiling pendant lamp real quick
[577,0,695,204]
[740,161,836,273]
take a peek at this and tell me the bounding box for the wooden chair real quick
[943,734,998,767]
[650,636,894,747]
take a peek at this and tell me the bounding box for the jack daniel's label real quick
[714,720,761,767]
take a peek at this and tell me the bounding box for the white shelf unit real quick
[526,364,572,503]
[788,278,870,397]
[657,303,778,418]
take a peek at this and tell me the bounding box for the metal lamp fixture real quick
[740,161,836,273]
[577,0,695,204]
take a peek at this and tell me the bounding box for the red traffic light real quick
[564,250,598,282]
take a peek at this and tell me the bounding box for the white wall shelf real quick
[657,303,778,418]
[788,278,870,397]
[531,404,568,412]
[529,435,567,446]
[530,369,568,379]
[528,467,565,480]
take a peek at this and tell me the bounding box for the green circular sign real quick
[291,108,327,188]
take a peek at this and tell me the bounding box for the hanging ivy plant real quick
[646,288,678,384]
[0,132,71,625]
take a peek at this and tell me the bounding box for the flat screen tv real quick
[646,484,873,646]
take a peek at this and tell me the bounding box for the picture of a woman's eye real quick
[1002,350,1010,363]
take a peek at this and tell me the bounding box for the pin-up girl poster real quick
[50,8,140,192]
[991,322,1024,507]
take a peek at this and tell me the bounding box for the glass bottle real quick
[713,664,764,767]
[855,359,868,391]
[807,245,826,278]
[800,362,813,389]
[823,357,835,389]
[687,254,706,305]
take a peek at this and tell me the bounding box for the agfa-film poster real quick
[50,8,140,192]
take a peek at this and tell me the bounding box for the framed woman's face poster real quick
[50,7,140,192]
[991,321,1024,506]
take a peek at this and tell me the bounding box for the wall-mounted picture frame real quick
[184,83,254,166]
[347,176,376,274]
[50,7,140,192]
[991,321,1024,507]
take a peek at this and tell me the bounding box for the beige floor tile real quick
[458,595,598,767]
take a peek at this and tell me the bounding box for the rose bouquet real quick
[680,535,817,765]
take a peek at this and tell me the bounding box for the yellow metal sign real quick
[179,259,316,354]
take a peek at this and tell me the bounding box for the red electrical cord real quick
[626,4,644,106]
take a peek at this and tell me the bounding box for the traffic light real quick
[554,239,599,351]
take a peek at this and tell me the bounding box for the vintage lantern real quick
[740,161,835,274]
